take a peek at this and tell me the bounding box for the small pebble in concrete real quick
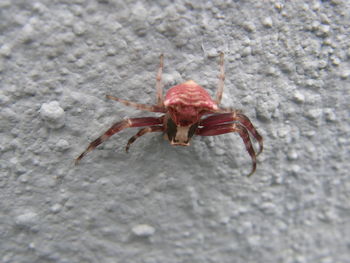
[262,17,273,27]
[15,210,38,230]
[40,101,65,129]
[132,224,155,237]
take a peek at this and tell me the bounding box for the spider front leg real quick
[200,112,263,155]
[106,95,165,113]
[197,123,257,176]
[75,116,164,165]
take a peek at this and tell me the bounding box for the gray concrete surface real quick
[1,0,350,262]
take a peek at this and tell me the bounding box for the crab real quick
[75,53,263,176]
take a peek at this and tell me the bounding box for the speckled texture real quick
[1,1,350,263]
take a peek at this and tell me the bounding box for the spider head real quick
[166,118,198,146]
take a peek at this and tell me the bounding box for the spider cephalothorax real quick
[75,53,263,176]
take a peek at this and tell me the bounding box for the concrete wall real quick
[1,0,349,262]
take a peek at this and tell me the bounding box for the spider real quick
[75,53,263,176]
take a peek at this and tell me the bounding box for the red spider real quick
[75,53,263,176]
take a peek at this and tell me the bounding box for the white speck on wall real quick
[40,101,65,129]
[262,17,273,27]
[132,224,156,237]
[15,210,38,230]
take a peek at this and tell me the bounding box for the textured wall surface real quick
[1,1,349,262]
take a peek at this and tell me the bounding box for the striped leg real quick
[197,123,257,177]
[156,54,164,106]
[215,52,225,104]
[75,117,164,165]
[200,112,263,156]
[106,95,165,113]
[125,126,164,152]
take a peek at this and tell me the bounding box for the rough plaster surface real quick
[1,1,350,262]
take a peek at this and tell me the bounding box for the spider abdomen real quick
[164,80,218,110]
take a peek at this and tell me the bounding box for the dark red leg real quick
[200,112,263,156]
[75,116,164,165]
[197,123,257,176]
[125,126,164,152]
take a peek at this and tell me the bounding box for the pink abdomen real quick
[164,80,218,110]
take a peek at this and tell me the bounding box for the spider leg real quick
[75,116,164,165]
[200,112,263,156]
[215,52,225,104]
[197,123,257,176]
[125,125,164,152]
[156,54,164,106]
[106,95,165,113]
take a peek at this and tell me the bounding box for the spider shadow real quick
[117,133,206,176]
